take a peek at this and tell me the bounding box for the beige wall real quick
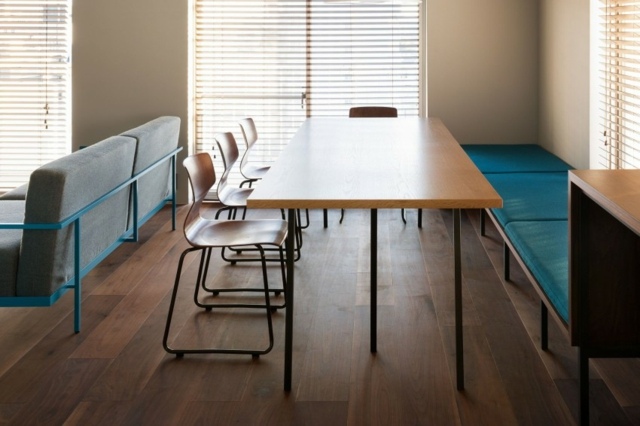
[539,0,590,169]
[427,0,539,145]
[73,0,189,203]
[72,0,589,203]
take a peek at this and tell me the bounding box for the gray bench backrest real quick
[16,136,137,297]
[121,116,180,226]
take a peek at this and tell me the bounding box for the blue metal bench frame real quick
[0,146,182,332]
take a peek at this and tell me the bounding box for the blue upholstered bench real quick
[462,144,573,174]
[484,172,568,227]
[504,220,569,323]
[462,143,573,334]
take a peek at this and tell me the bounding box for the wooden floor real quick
[0,205,639,425]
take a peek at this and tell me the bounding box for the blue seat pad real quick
[504,220,568,322]
[486,172,568,226]
[462,144,573,173]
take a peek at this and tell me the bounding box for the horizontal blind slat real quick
[0,1,71,192]
[599,0,640,168]
[195,0,421,187]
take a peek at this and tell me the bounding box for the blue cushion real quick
[504,220,568,322]
[462,144,573,173]
[486,172,568,227]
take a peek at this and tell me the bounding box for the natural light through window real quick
[0,1,71,192]
[193,0,423,186]
[597,0,640,169]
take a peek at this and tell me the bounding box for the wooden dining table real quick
[247,117,502,391]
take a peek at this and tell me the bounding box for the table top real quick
[570,169,640,235]
[248,117,502,210]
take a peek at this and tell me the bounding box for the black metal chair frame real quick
[163,243,286,357]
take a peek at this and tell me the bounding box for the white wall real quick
[427,0,539,145]
[539,0,590,169]
[73,0,189,203]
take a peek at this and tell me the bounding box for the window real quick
[0,1,71,192]
[193,0,423,185]
[597,1,640,169]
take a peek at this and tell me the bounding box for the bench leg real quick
[579,348,590,425]
[541,301,548,350]
[503,242,510,281]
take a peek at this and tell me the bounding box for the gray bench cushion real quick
[0,201,26,296]
[17,136,137,297]
[0,183,28,200]
[121,116,180,225]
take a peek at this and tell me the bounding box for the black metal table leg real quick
[371,209,378,353]
[454,208,464,390]
[284,208,295,391]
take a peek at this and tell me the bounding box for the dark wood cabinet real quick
[569,169,640,424]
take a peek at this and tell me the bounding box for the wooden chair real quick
[348,106,398,118]
[238,118,271,188]
[214,132,253,220]
[215,131,304,263]
[162,152,287,357]
[238,118,310,231]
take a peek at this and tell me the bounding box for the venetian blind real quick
[193,0,422,186]
[0,1,71,192]
[598,1,640,168]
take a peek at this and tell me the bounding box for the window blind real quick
[0,1,71,192]
[598,1,640,169]
[193,0,422,187]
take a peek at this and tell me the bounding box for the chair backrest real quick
[214,132,240,200]
[182,152,216,241]
[348,106,398,118]
[238,118,258,150]
[214,132,240,171]
[238,118,258,172]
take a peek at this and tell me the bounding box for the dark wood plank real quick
[0,207,637,425]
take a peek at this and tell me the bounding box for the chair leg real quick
[401,208,407,224]
[503,242,510,281]
[206,246,286,309]
[163,246,275,357]
[298,209,310,229]
[339,208,345,224]
[541,301,548,350]
[418,209,422,228]
[323,209,328,228]
[215,206,232,220]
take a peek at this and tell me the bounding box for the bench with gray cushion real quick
[0,117,181,332]
[0,116,181,235]
[121,116,181,232]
